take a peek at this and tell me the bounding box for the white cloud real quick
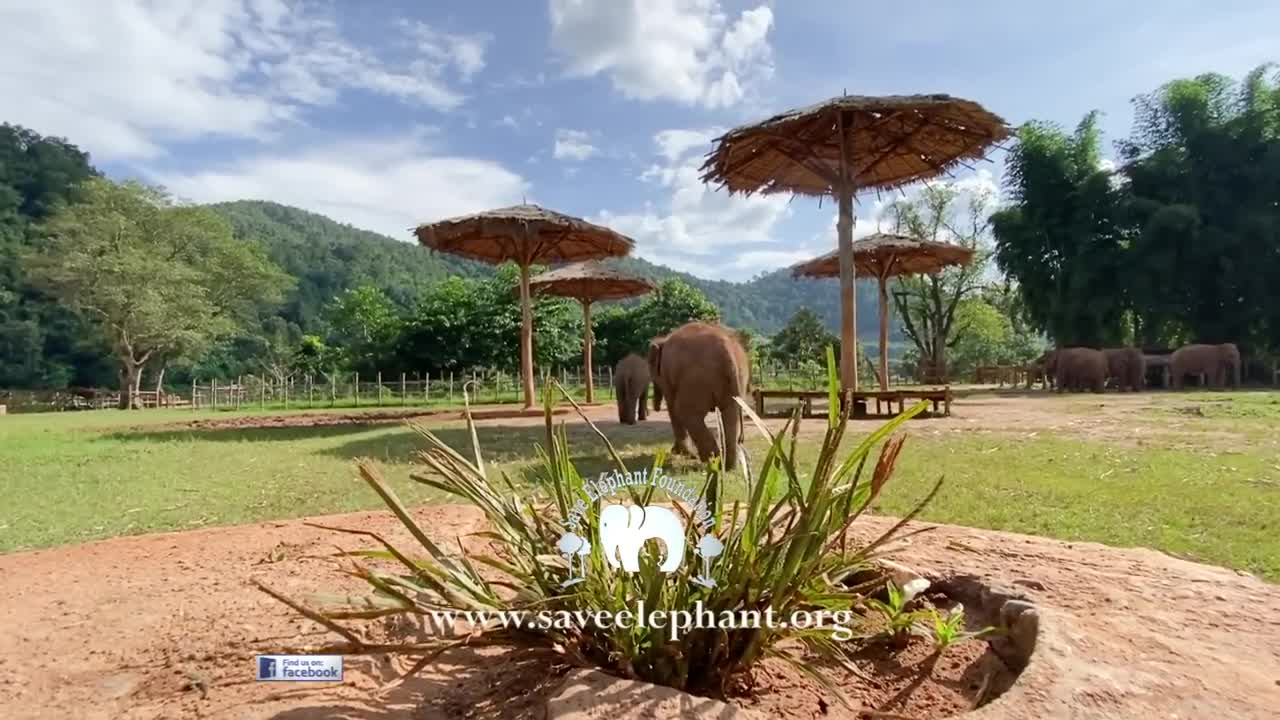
[497,115,520,129]
[399,20,491,82]
[548,0,774,108]
[595,127,792,277]
[0,1,483,160]
[155,130,529,239]
[553,129,600,161]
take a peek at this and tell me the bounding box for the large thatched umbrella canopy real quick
[529,261,654,403]
[414,205,634,408]
[702,94,1009,392]
[792,233,976,389]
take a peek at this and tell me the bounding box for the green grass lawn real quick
[2,393,1278,580]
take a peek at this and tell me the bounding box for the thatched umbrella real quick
[529,261,655,403]
[702,94,1009,391]
[791,232,976,390]
[414,205,634,408]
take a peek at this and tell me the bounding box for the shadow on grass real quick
[322,420,676,486]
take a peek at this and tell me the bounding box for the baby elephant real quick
[614,354,650,424]
[1103,347,1146,391]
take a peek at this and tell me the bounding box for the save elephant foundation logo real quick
[557,467,723,589]
[419,466,857,641]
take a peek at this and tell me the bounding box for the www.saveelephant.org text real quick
[422,601,857,641]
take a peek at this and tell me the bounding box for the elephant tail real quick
[652,382,663,412]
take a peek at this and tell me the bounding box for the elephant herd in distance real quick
[1036,343,1242,393]
[613,321,749,472]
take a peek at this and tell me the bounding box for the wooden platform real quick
[752,387,952,419]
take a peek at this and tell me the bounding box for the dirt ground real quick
[2,504,1278,720]
[150,391,1270,452]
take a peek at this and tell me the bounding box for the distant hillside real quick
[211,200,890,337]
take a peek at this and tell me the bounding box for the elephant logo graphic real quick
[598,504,686,573]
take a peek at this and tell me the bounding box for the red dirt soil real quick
[1,507,1277,719]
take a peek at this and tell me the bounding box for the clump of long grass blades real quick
[255,348,944,707]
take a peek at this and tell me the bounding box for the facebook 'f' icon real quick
[257,656,277,680]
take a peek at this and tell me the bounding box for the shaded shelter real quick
[792,233,975,389]
[702,94,1009,391]
[414,205,634,407]
[529,261,654,403]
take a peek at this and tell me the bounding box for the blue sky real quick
[3,1,1276,280]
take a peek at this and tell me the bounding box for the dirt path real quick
[1,506,1276,719]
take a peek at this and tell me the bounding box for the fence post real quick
[424,371,430,405]
[449,372,454,404]
[260,378,265,409]
[307,374,313,408]
[606,365,612,399]
[354,372,360,407]
[331,373,337,407]
[400,373,406,407]
[283,377,289,410]
[235,376,242,410]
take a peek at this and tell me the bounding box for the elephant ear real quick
[628,504,646,527]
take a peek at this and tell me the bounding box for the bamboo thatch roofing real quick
[701,94,1011,196]
[791,232,975,279]
[413,204,634,265]
[529,261,655,302]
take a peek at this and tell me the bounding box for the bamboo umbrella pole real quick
[836,108,858,392]
[518,259,535,408]
[581,298,595,403]
[878,272,890,391]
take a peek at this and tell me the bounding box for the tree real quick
[888,184,992,382]
[323,286,402,373]
[769,308,837,365]
[990,113,1129,347]
[0,123,104,389]
[28,179,290,407]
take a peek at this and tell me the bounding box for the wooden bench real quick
[752,388,952,419]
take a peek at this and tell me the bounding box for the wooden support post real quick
[308,375,314,407]
[376,372,383,406]
[211,379,218,411]
[283,377,289,409]
[191,379,197,411]
[449,372,454,404]
[424,371,430,405]
[331,374,337,407]
[400,373,406,406]
[354,372,360,407]
[878,274,890,391]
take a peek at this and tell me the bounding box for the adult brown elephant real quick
[1216,343,1241,389]
[1054,347,1107,393]
[1031,349,1058,390]
[647,322,750,471]
[1171,344,1229,389]
[613,354,649,425]
[1103,347,1146,392]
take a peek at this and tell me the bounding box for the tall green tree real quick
[0,123,105,388]
[888,184,993,381]
[28,179,290,407]
[768,308,837,365]
[990,112,1128,347]
[1120,66,1280,348]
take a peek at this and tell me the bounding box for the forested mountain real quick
[208,201,488,334]
[208,200,884,337]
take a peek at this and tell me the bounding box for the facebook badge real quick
[256,655,343,682]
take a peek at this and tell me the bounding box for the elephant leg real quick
[638,387,648,421]
[681,405,721,466]
[620,541,642,572]
[669,413,695,457]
